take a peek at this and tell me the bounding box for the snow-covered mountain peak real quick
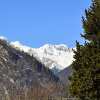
[10,41,74,71]
[40,44,68,49]
[35,43,73,57]
[39,44,69,51]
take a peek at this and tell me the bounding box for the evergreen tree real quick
[69,0,100,100]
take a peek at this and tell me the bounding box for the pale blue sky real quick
[0,0,91,47]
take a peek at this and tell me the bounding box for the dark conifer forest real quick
[69,0,100,100]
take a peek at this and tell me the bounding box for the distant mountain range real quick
[10,41,74,73]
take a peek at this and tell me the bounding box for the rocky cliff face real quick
[0,39,63,99]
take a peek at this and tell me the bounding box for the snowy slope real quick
[10,41,74,71]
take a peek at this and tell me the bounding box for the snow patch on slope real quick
[11,41,30,52]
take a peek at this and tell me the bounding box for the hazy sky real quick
[0,0,91,48]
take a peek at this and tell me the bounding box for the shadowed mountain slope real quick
[0,39,63,99]
[57,66,72,85]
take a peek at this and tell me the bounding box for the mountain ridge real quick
[0,39,63,98]
[10,41,74,71]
